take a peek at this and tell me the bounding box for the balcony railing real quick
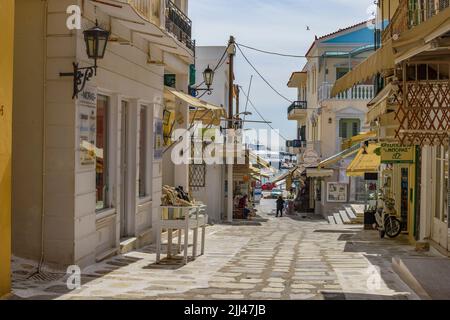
[165,0,195,52]
[409,0,450,27]
[287,101,307,115]
[319,83,375,102]
[382,0,450,42]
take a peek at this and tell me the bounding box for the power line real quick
[237,42,309,58]
[239,85,290,142]
[193,44,230,89]
[236,44,294,104]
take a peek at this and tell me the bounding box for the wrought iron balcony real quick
[287,101,307,115]
[165,0,195,52]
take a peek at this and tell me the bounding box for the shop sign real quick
[78,86,97,108]
[78,86,97,167]
[380,143,414,164]
[302,149,319,165]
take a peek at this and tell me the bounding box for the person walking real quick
[276,195,285,218]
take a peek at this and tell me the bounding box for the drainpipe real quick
[38,0,49,273]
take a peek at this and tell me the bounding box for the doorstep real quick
[392,256,450,300]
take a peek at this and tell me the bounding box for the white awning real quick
[306,168,334,178]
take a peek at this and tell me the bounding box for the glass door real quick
[432,146,449,249]
[400,167,410,232]
[120,101,129,239]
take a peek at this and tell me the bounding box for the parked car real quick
[270,188,283,199]
[262,182,276,191]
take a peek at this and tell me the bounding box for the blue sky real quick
[190,0,373,144]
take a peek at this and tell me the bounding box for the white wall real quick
[12,0,172,268]
[191,47,228,222]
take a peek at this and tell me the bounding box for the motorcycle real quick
[373,190,402,238]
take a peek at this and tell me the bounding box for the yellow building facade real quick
[0,0,14,297]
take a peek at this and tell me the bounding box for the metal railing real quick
[287,101,307,115]
[383,0,450,42]
[319,83,375,102]
[408,0,450,27]
[165,0,195,51]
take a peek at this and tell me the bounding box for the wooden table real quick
[156,205,208,265]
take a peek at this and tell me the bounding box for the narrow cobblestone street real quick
[10,199,437,300]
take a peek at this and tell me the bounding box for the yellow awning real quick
[346,143,381,177]
[272,166,302,184]
[165,87,225,125]
[318,144,360,168]
[249,152,271,169]
[341,131,377,150]
[365,83,397,124]
[393,8,450,63]
[331,40,395,97]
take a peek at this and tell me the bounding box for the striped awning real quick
[318,144,361,168]
[346,143,381,177]
[164,87,225,126]
[331,40,395,97]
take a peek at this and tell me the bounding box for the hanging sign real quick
[78,86,97,167]
[380,143,414,164]
[302,149,320,165]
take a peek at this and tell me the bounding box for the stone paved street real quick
[10,199,437,300]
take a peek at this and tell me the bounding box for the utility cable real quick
[236,44,294,104]
[237,42,310,58]
[239,85,290,142]
[193,44,230,89]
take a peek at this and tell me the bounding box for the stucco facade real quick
[11,0,194,269]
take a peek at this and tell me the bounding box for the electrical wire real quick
[236,44,294,104]
[193,44,230,89]
[237,42,310,58]
[239,85,290,142]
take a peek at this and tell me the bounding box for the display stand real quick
[156,204,208,265]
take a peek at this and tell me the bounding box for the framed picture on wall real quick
[327,182,348,203]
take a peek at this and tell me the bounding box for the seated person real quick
[238,195,251,219]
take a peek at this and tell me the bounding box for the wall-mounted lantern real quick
[190,65,215,97]
[60,21,110,99]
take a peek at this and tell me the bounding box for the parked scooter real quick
[373,190,402,238]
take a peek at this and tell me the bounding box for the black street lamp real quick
[190,65,215,97]
[60,21,110,99]
[202,65,214,91]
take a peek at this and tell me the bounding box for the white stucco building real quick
[190,46,229,223]
[12,0,195,269]
[287,22,375,216]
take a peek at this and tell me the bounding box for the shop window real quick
[189,164,206,190]
[439,64,450,80]
[96,95,109,211]
[428,64,438,80]
[139,106,148,198]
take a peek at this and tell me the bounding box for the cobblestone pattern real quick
[10,200,435,300]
